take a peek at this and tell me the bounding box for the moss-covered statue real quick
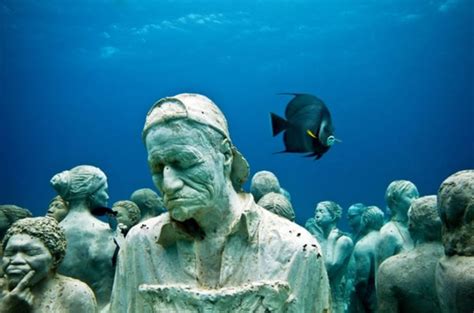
[313,201,354,313]
[377,195,443,313]
[110,93,331,313]
[50,165,116,312]
[435,170,474,313]
[348,205,384,313]
[130,188,166,222]
[0,217,97,312]
[376,180,419,265]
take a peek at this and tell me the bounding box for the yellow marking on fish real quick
[306,129,317,139]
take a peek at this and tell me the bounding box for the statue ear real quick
[220,138,233,173]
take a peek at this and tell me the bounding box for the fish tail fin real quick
[270,113,288,136]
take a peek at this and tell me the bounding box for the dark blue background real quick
[1,0,472,231]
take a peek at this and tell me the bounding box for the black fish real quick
[91,206,117,217]
[270,93,340,160]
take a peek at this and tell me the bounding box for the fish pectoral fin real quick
[306,129,317,139]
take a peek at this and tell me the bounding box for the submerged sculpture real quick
[46,195,70,222]
[377,195,443,313]
[257,192,295,221]
[0,217,97,312]
[112,200,141,236]
[435,170,474,313]
[250,170,282,203]
[346,203,367,243]
[376,180,419,265]
[313,201,354,313]
[51,165,116,311]
[350,205,384,313]
[0,205,32,243]
[130,188,166,222]
[110,93,331,313]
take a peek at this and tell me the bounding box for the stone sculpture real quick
[46,195,70,222]
[313,201,354,313]
[435,170,474,313]
[0,217,97,312]
[257,191,295,221]
[250,170,281,203]
[376,180,419,265]
[350,205,384,313]
[0,205,32,242]
[51,165,116,312]
[110,93,331,313]
[377,195,443,313]
[130,188,166,222]
[112,200,141,236]
[346,203,367,243]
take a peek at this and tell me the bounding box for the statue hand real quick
[0,270,35,312]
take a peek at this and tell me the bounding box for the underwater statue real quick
[110,93,331,313]
[0,217,97,312]
[111,200,141,236]
[51,165,116,312]
[377,195,443,313]
[376,180,419,265]
[257,191,295,221]
[46,195,70,222]
[349,205,384,313]
[270,93,341,159]
[313,201,354,313]
[435,170,474,313]
[130,188,166,222]
[346,203,367,243]
[250,170,282,203]
[0,205,32,242]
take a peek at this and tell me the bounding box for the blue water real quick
[1,0,472,230]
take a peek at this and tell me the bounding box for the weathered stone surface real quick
[436,170,474,313]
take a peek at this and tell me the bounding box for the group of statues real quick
[0,93,472,313]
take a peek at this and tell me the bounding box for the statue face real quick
[315,204,333,226]
[397,187,419,213]
[146,124,227,222]
[47,199,68,222]
[90,183,109,209]
[114,206,133,229]
[2,234,53,289]
[347,206,363,233]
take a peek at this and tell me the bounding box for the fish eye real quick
[327,136,335,146]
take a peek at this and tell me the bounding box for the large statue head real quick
[250,171,281,203]
[50,165,109,209]
[360,205,384,233]
[408,195,441,243]
[437,170,474,256]
[347,203,367,235]
[142,93,249,222]
[314,201,342,228]
[2,217,67,289]
[130,188,165,218]
[385,180,419,217]
[112,200,141,231]
[258,192,295,221]
[46,195,70,222]
[0,205,32,241]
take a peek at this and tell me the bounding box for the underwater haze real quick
[1,0,473,230]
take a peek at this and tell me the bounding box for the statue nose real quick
[162,166,183,194]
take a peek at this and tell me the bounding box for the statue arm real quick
[326,236,354,278]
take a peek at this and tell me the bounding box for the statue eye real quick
[152,162,164,174]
